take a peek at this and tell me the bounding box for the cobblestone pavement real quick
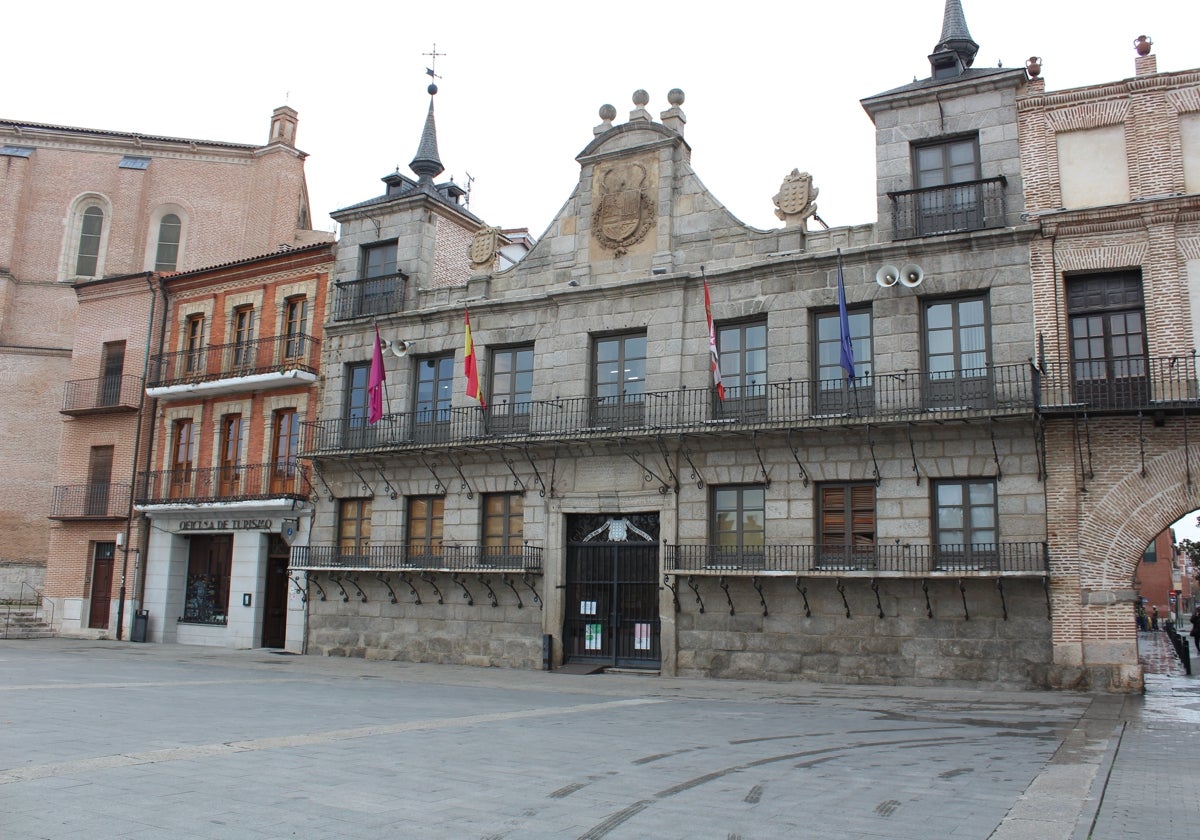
[0,637,1197,839]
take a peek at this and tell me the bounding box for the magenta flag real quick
[368,324,385,425]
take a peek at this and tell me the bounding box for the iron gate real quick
[563,513,660,668]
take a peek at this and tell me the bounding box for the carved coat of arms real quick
[773,169,819,228]
[592,162,655,256]
[469,225,501,269]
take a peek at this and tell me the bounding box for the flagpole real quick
[836,249,861,418]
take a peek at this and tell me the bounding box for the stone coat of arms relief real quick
[591,161,656,256]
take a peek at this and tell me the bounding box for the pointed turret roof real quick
[933,0,979,70]
[409,86,444,185]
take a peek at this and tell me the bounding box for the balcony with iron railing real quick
[289,544,544,573]
[888,176,1007,240]
[333,272,407,321]
[61,374,143,415]
[135,461,311,506]
[146,333,320,398]
[667,542,1048,577]
[302,361,1037,456]
[1038,353,1200,415]
[50,483,132,519]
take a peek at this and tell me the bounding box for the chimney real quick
[1134,35,1157,76]
[269,106,299,147]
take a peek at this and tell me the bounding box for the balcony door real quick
[1067,273,1147,409]
[170,419,195,499]
[913,137,980,236]
[592,333,646,429]
[99,341,125,407]
[923,297,992,410]
[412,355,454,443]
[86,446,113,516]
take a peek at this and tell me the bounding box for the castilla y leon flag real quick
[464,309,486,409]
[703,273,726,401]
[367,324,385,425]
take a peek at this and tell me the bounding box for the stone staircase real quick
[1,606,54,640]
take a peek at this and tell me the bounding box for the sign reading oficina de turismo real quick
[178,519,274,532]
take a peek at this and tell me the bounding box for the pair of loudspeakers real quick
[876,264,924,288]
[379,338,413,357]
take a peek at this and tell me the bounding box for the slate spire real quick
[410,81,444,185]
[929,0,979,78]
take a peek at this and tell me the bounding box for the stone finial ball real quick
[667,88,685,107]
[632,89,649,107]
[428,83,438,96]
[599,104,617,121]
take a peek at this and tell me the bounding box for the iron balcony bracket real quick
[370,458,398,499]
[686,575,705,614]
[1043,575,1052,619]
[681,445,706,490]
[445,452,474,500]
[719,576,735,615]
[996,578,1008,621]
[308,575,327,602]
[500,451,527,493]
[959,578,970,621]
[477,575,498,608]
[662,574,680,613]
[520,444,549,498]
[348,463,373,497]
[752,576,767,616]
[288,575,308,604]
[346,574,367,603]
[922,579,933,619]
[906,422,921,486]
[329,574,350,603]
[870,578,884,619]
[989,418,1003,481]
[619,441,675,495]
[418,455,446,495]
[399,572,422,605]
[420,572,444,605]
[501,573,523,608]
[376,574,398,604]
[795,578,812,617]
[836,578,851,618]
[654,436,681,493]
[311,463,336,502]
[521,573,543,610]
[752,431,771,487]
[786,429,811,488]
[867,425,881,487]
[451,573,475,606]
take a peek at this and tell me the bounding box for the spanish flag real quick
[464,309,486,408]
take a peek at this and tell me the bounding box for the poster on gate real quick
[585,623,602,650]
[634,623,651,650]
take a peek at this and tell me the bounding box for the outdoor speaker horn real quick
[900,263,924,287]
[876,265,900,288]
[386,339,412,358]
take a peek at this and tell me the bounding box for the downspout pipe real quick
[116,272,162,640]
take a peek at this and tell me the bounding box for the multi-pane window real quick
[155,213,182,272]
[814,308,873,414]
[1067,272,1146,408]
[361,242,398,278]
[911,136,984,236]
[923,296,991,409]
[593,332,646,427]
[914,137,979,188]
[413,354,454,442]
[231,305,255,371]
[219,414,243,495]
[184,535,232,625]
[283,296,309,360]
[75,206,104,277]
[170,419,195,498]
[489,345,533,433]
[711,485,765,567]
[184,314,205,374]
[343,361,371,447]
[338,499,372,559]
[270,409,299,493]
[818,483,876,567]
[407,496,444,561]
[716,320,767,421]
[482,493,524,562]
[934,479,997,552]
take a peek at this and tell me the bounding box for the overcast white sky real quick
[7,1,1200,238]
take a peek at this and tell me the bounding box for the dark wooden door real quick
[88,543,115,629]
[261,537,289,648]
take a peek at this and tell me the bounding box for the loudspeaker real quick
[899,263,924,287]
[875,265,900,288]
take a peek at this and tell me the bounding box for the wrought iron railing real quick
[289,544,544,573]
[61,375,143,414]
[135,462,310,505]
[888,176,1007,239]
[333,272,406,321]
[1038,353,1200,413]
[50,483,131,518]
[147,333,320,389]
[667,542,1048,575]
[302,362,1036,455]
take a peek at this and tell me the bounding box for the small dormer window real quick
[119,155,151,170]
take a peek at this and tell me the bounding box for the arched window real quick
[75,206,104,277]
[155,213,182,272]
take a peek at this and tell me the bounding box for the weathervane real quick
[423,43,444,93]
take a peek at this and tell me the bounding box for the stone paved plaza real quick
[2,638,1198,839]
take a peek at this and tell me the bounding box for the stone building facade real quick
[1019,41,1200,688]
[293,4,1067,688]
[136,243,333,650]
[32,107,321,631]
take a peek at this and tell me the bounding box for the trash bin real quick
[132,609,149,643]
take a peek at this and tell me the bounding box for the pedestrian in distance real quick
[1152,606,1160,630]
[1190,610,1200,655]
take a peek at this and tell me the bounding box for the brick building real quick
[135,243,332,649]
[31,107,322,634]
[1019,39,1200,688]
[291,3,1064,688]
